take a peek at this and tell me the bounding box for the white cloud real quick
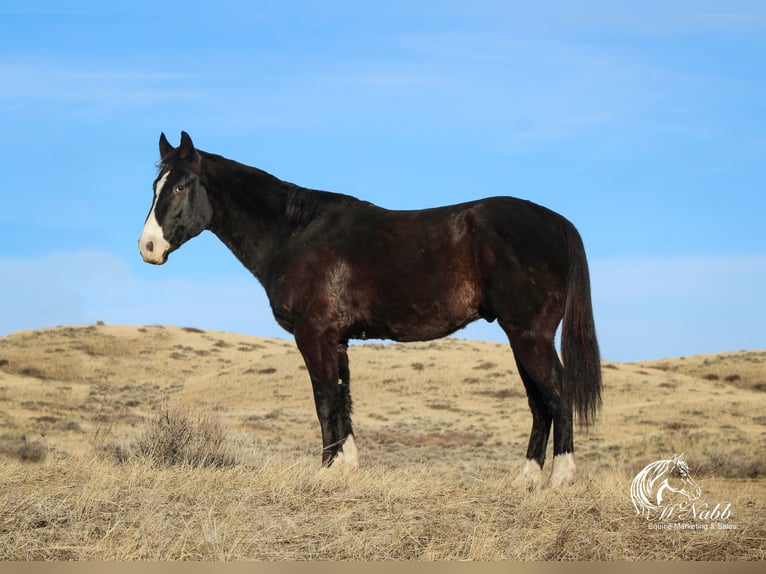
[591,255,766,361]
[0,250,283,338]
[458,255,766,362]
[2,250,764,362]
[0,59,197,115]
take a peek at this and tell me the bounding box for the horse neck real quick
[200,152,298,279]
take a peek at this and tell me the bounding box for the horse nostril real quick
[145,240,154,253]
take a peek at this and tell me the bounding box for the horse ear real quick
[179,131,195,157]
[179,131,203,172]
[159,132,174,158]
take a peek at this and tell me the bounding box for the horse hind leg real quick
[513,359,553,489]
[506,327,576,487]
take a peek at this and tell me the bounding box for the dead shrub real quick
[0,436,47,463]
[473,361,497,370]
[697,447,765,478]
[129,401,236,468]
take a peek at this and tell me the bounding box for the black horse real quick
[139,132,601,486]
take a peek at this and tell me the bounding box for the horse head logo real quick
[630,454,702,518]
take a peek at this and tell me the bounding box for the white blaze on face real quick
[139,171,172,264]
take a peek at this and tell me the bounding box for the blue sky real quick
[1,1,764,361]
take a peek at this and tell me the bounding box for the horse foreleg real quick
[332,340,357,469]
[295,329,356,469]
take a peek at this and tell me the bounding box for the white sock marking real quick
[551,453,577,486]
[516,458,543,489]
[323,434,359,474]
[339,434,358,467]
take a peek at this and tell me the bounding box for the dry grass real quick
[0,324,764,560]
[0,449,762,560]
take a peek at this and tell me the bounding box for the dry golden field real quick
[0,323,764,560]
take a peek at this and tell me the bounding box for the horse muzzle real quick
[139,234,170,265]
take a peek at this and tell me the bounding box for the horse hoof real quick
[320,435,359,474]
[514,459,544,490]
[550,453,577,487]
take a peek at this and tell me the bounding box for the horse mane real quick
[190,149,364,227]
[284,185,366,226]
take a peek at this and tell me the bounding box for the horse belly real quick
[371,278,482,342]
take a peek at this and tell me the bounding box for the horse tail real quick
[561,221,602,428]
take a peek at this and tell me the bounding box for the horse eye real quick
[175,184,185,194]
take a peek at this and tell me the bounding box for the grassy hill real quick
[0,324,764,560]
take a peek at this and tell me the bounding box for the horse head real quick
[139,132,212,265]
